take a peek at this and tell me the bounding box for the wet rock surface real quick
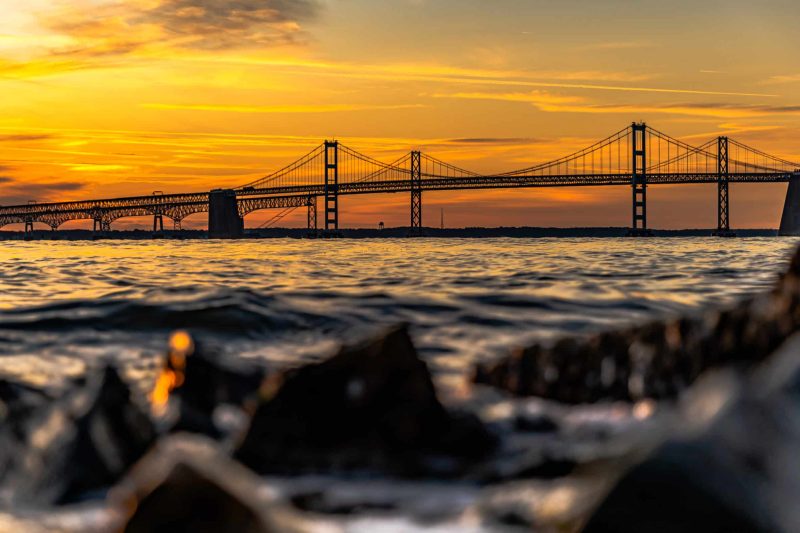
[0,366,156,506]
[474,245,800,404]
[159,334,265,438]
[235,326,496,477]
[0,248,800,530]
[111,435,286,533]
[583,333,800,533]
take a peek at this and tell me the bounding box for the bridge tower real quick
[627,123,651,236]
[324,141,339,232]
[24,219,34,235]
[409,151,423,236]
[713,136,735,237]
[307,195,317,236]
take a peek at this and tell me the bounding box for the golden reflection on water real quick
[0,237,797,390]
[0,237,795,309]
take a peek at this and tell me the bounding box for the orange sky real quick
[1,0,799,230]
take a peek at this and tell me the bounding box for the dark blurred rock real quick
[0,366,156,505]
[513,412,559,433]
[475,245,800,403]
[112,435,286,533]
[290,491,396,515]
[177,346,264,411]
[235,326,496,477]
[582,332,800,533]
[0,380,52,438]
[157,331,265,438]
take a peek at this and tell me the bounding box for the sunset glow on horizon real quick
[1,0,799,229]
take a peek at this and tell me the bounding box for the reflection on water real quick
[0,237,797,390]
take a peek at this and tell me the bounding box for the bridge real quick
[1,122,799,238]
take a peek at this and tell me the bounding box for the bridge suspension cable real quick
[237,143,326,190]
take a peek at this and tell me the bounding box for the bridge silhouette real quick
[2,122,799,238]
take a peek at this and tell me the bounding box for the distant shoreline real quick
[0,227,786,241]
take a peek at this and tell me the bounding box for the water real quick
[1,237,798,531]
[0,237,796,392]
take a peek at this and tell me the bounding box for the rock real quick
[475,245,800,403]
[513,412,559,433]
[151,331,265,438]
[582,332,800,533]
[235,326,496,477]
[0,380,52,438]
[110,435,291,533]
[0,366,156,505]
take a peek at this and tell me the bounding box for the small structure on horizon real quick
[378,221,385,230]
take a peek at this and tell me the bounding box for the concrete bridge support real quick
[153,213,164,233]
[779,173,800,236]
[409,150,423,236]
[208,189,243,239]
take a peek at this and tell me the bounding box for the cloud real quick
[0,176,86,206]
[208,57,774,98]
[141,102,425,113]
[0,134,53,142]
[445,138,544,145]
[434,91,800,119]
[766,74,800,84]
[144,0,319,49]
[42,0,320,59]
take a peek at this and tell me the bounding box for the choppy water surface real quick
[0,237,796,391]
[1,237,798,532]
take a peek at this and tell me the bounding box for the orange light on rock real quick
[169,330,194,356]
[149,369,178,417]
[148,330,194,416]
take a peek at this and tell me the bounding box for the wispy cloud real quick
[434,91,799,118]
[579,41,652,50]
[765,74,800,84]
[445,138,544,145]
[46,0,320,53]
[0,176,86,206]
[141,102,425,113]
[198,57,775,98]
[0,0,324,78]
[0,133,54,142]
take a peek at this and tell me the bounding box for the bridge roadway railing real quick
[235,171,795,199]
[0,193,311,230]
[0,171,795,231]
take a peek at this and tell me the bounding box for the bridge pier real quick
[208,189,243,239]
[307,196,318,237]
[24,219,33,235]
[93,218,110,233]
[409,151,423,236]
[153,213,164,233]
[779,173,800,236]
[627,123,653,237]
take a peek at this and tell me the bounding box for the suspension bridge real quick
[1,122,799,238]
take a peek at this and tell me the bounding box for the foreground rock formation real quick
[474,246,800,403]
[235,327,495,477]
[1,248,800,531]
